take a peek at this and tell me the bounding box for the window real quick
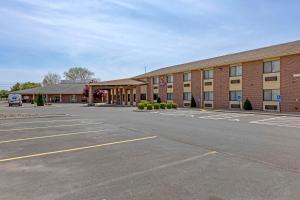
[140,93,146,100]
[263,60,280,73]
[263,89,280,101]
[183,92,192,101]
[230,65,242,77]
[204,70,214,79]
[127,94,131,102]
[183,72,191,82]
[167,93,173,101]
[204,91,214,101]
[153,93,158,101]
[229,91,242,101]
[134,94,136,102]
[153,77,159,85]
[167,75,173,83]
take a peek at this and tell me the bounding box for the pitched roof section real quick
[88,78,147,86]
[11,84,85,95]
[134,40,300,78]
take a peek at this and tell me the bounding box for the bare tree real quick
[64,67,94,81]
[43,72,61,86]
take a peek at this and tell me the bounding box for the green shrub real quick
[243,98,253,110]
[160,102,166,109]
[147,104,153,110]
[36,94,44,106]
[140,100,150,105]
[167,102,172,109]
[157,97,161,103]
[191,96,196,108]
[31,100,34,104]
[138,103,145,110]
[172,103,178,109]
[154,103,160,109]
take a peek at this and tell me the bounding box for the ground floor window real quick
[204,91,214,101]
[167,93,173,101]
[183,92,192,101]
[54,96,61,103]
[70,95,77,103]
[140,93,146,100]
[127,94,131,102]
[263,89,280,101]
[229,91,242,101]
[153,93,158,101]
[134,94,136,102]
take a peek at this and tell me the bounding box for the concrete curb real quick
[0,114,71,120]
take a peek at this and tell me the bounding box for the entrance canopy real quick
[87,78,148,105]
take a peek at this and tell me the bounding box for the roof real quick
[134,40,300,78]
[10,84,85,95]
[88,78,147,86]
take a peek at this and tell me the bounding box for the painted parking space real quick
[250,116,300,128]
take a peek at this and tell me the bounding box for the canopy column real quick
[88,85,93,105]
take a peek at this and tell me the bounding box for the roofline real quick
[134,40,300,78]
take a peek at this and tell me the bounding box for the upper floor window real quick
[153,77,159,85]
[204,69,214,79]
[167,75,173,83]
[183,72,191,82]
[263,60,280,73]
[230,65,242,77]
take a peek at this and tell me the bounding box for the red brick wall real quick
[281,54,300,112]
[61,94,86,103]
[214,66,230,109]
[146,77,153,102]
[191,70,202,107]
[173,72,183,107]
[242,60,263,110]
[159,75,167,102]
[136,86,141,103]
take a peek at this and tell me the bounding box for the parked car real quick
[8,94,22,107]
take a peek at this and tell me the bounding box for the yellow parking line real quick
[0,130,104,144]
[0,136,157,163]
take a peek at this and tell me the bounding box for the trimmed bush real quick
[172,103,178,109]
[147,104,153,110]
[157,97,161,103]
[140,100,150,105]
[160,102,166,109]
[36,94,44,106]
[154,103,160,110]
[138,103,145,110]
[243,98,253,110]
[167,102,172,109]
[191,96,196,108]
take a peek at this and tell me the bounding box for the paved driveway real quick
[0,104,300,200]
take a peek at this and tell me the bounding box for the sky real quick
[0,0,300,90]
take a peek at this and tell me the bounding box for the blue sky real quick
[1,0,300,89]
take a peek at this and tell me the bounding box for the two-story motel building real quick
[88,40,300,112]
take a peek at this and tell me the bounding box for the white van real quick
[8,94,22,107]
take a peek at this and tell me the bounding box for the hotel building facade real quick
[88,40,300,112]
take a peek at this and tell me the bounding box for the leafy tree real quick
[64,67,94,80]
[157,97,161,103]
[243,98,253,110]
[43,72,61,86]
[10,82,41,92]
[10,82,21,92]
[0,90,9,98]
[36,94,45,106]
[191,96,196,108]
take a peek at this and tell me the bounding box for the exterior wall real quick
[191,70,202,107]
[214,66,229,109]
[146,77,153,102]
[281,54,300,112]
[242,60,263,110]
[173,72,183,107]
[136,86,141,103]
[159,75,167,102]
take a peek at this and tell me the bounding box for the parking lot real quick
[1,104,300,200]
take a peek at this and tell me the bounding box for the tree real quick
[43,72,61,86]
[64,67,94,80]
[36,94,45,106]
[10,82,41,92]
[191,96,196,108]
[0,90,9,99]
[243,98,253,110]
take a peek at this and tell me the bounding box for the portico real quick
[87,78,147,106]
